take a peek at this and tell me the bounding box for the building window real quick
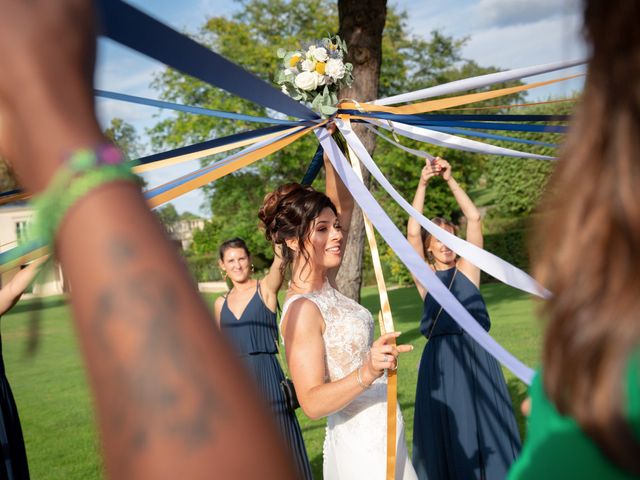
[15,221,29,242]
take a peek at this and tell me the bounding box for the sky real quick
[94,0,586,216]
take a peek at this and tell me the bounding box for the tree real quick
[0,158,18,193]
[150,0,528,291]
[485,100,577,219]
[179,211,201,221]
[156,203,179,226]
[104,117,144,161]
[334,0,387,301]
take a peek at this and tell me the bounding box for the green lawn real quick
[2,284,542,479]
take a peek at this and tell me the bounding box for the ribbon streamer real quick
[424,126,558,148]
[342,74,581,115]
[145,124,320,206]
[96,89,298,125]
[317,127,534,384]
[339,119,549,298]
[96,0,317,120]
[374,58,585,106]
[344,142,398,480]
[351,113,567,133]
[370,119,555,160]
[365,124,435,161]
[134,125,302,172]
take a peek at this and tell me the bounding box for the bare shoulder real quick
[282,297,324,336]
[214,295,226,309]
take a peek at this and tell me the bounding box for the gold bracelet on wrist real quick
[356,367,371,390]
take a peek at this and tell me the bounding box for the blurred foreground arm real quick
[0,1,294,478]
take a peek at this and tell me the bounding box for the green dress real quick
[508,358,640,479]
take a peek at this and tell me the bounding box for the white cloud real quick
[477,0,580,28]
[462,13,587,98]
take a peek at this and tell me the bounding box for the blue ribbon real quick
[0,189,22,200]
[137,124,303,166]
[351,112,567,133]
[96,0,318,121]
[144,126,308,199]
[425,126,558,148]
[95,90,299,125]
[340,111,570,123]
[301,146,325,185]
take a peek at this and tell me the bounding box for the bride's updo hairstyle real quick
[259,183,337,275]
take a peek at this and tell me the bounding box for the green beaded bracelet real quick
[28,146,141,250]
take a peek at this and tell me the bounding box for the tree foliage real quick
[103,117,145,161]
[0,159,18,193]
[149,0,535,276]
[155,203,179,226]
[484,100,577,219]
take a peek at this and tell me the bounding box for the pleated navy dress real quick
[412,268,521,480]
[220,283,312,479]
[0,332,29,480]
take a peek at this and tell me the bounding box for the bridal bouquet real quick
[275,35,353,116]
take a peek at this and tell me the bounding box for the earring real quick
[221,270,228,280]
[251,264,255,273]
[426,250,434,263]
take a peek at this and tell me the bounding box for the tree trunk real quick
[336,0,387,302]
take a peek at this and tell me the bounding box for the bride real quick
[258,129,417,479]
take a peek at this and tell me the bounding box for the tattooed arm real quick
[0,1,294,478]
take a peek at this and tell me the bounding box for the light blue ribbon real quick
[95,90,301,125]
[318,125,535,384]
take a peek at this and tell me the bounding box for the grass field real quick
[2,283,543,479]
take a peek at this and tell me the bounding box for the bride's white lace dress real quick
[282,280,417,479]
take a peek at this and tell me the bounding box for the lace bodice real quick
[281,279,374,382]
[281,280,417,479]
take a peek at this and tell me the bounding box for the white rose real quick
[325,58,346,80]
[312,47,328,62]
[301,59,315,72]
[315,71,326,86]
[295,71,319,91]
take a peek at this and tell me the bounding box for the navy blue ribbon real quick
[96,90,300,125]
[359,114,567,133]
[144,126,309,199]
[340,111,570,123]
[96,0,318,121]
[301,145,325,185]
[137,124,302,166]
[424,126,558,148]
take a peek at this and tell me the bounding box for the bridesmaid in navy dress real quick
[406,158,521,480]
[213,238,312,479]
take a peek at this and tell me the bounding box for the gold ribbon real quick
[146,123,321,207]
[340,74,582,114]
[0,124,323,273]
[0,246,49,275]
[133,126,302,173]
[346,140,398,480]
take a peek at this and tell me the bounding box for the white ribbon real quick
[338,119,549,298]
[369,119,555,160]
[373,58,586,106]
[145,126,308,201]
[316,126,534,384]
[364,124,435,161]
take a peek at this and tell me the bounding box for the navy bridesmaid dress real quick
[0,331,29,480]
[220,283,312,479]
[412,268,521,480]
